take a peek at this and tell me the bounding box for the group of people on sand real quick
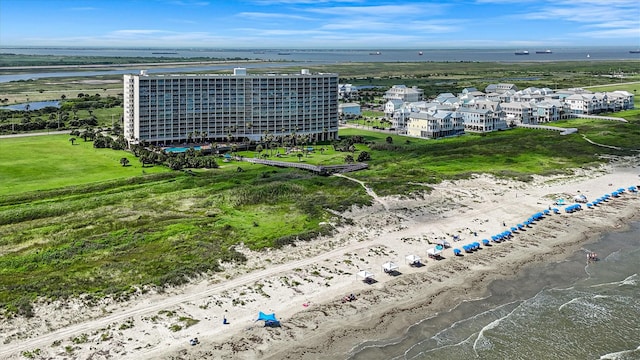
[587,252,599,261]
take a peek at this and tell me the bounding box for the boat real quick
[152,52,177,54]
[418,51,423,55]
[630,50,640,54]
[369,51,381,55]
[536,49,552,54]
[587,54,590,58]
[277,52,291,55]
[514,50,529,55]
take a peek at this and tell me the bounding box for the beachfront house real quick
[458,107,506,132]
[406,111,464,139]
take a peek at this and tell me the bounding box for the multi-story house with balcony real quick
[384,85,424,102]
[406,111,464,139]
[123,68,339,145]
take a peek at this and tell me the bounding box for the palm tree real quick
[120,157,130,167]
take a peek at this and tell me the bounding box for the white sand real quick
[2,159,639,360]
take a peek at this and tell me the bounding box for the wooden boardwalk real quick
[242,158,368,175]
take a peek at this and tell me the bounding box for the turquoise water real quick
[164,146,201,153]
[349,221,640,360]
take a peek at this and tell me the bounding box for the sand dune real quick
[1,159,639,360]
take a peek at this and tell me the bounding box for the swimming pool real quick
[164,146,201,153]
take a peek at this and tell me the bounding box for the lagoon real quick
[0,100,60,111]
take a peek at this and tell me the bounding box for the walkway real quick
[516,123,578,135]
[242,157,368,175]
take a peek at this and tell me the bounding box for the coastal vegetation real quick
[1,57,639,317]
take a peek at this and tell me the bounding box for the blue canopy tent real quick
[453,248,462,256]
[257,312,281,327]
[629,186,637,193]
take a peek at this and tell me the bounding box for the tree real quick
[69,137,76,145]
[386,136,393,144]
[297,153,303,162]
[344,154,354,163]
[357,151,371,162]
[120,157,130,167]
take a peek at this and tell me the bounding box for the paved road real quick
[0,130,70,139]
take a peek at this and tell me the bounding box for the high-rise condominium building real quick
[123,68,339,145]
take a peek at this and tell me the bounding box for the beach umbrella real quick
[453,248,462,256]
[482,239,490,246]
[473,241,481,248]
[511,226,518,232]
[517,223,525,229]
[435,245,444,251]
[628,186,637,192]
[543,209,550,215]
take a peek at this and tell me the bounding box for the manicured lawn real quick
[0,134,169,196]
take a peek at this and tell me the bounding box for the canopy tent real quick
[436,239,451,247]
[574,194,588,203]
[382,261,399,273]
[256,312,280,327]
[453,248,462,256]
[357,270,375,281]
[427,247,442,258]
[405,254,421,265]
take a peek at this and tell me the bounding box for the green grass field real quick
[0,134,168,196]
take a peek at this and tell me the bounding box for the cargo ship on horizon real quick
[536,49,552,54]
[514,50,529,55]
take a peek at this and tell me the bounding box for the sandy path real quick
[0,238,386,358]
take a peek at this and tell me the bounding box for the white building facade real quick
[124,69,339,144]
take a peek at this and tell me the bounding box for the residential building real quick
[384,85,424,102]
[123,68,339,145]
[458,107,506,132]
[407,111,464,139]
[484,83,518,94]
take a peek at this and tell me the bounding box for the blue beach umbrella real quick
[482,239,490,246]
[543,209,550,215]
[453,248,462,256]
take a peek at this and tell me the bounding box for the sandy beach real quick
[2,158,639,360]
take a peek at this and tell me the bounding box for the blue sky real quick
[1,0,639,48]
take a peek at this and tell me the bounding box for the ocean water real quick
[349,221,640,360]
[1,46,638,83]
[2,46,638,62]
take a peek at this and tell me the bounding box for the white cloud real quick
[237,12,313,21]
